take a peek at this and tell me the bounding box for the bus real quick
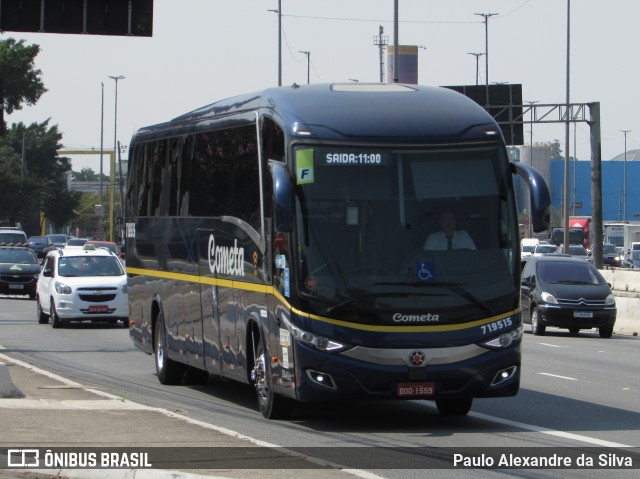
[125,83,550,419]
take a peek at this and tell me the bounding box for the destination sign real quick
[316,148,391,166]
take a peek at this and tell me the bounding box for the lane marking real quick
[539,372,578,381]
[538,342,563,348]
[467,410,633,448]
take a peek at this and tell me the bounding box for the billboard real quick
[386,45,419,84]
[0,0,153,37]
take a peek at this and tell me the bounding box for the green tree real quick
[0,121,81,234]
[72,167,109,183]
[0,38,47,135]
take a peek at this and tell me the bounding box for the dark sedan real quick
[520,254,616,338]
[0,245,41,299]
[28,236,55,259]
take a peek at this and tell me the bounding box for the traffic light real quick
[0,0,154,37]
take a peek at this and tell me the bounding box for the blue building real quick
[549,152,640,222]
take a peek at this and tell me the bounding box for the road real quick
[1,295,639,478]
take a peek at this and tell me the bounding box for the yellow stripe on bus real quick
[126,266,520,333]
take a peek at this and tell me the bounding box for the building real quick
[514,146,640,224]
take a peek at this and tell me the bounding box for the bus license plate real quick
[89,305,109,313]
[574,311,593,318]
[397,382,435,397]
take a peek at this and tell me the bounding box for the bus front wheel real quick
[251,330,291,420]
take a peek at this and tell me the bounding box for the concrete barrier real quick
[0,362,25,398]
[600,268,640,336]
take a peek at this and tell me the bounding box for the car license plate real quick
[89,305,109,313]
[574,311,593,318]
[9,284,24,289]
[397,382,435,397]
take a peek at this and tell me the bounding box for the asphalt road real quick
[1,295,639,478]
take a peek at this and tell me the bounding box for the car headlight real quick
[481,325,523,349]
[282,316,351,353]
[54,281,72,295]
[605,294,615,306]
[541,291,558,304]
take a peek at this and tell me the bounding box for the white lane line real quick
[468,410,633,448]
[539,372,578,381]
[538,342,564,348]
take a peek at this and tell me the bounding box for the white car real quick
[36,245,128,328]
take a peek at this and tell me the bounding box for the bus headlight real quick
[283,317,351,353]
[480,325,523,349]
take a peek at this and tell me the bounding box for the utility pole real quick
[268,1,282,86]
[373,25,388,83]
[299,51,310,84]
[563,0,571,251]
[467,52,484,86]
[474,12,498,105]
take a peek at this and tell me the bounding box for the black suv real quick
[0,245,41,299]
[520,254,616,338]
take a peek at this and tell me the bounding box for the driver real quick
[423,209,476,251]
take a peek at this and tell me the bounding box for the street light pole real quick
[622,129,631,221]
[108,75,124,241]
[474,12,498,105]
[99,82,104,239]
[268,1,282,86]
[467,52,484,86]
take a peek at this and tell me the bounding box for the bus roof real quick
[132,83,503,144]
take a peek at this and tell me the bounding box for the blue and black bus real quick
[125,83,550,418]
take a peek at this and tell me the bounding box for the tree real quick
[72,167,109,183]
[0,38,47,135]
[0,121,80,234]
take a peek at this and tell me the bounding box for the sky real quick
[4,0,639,173]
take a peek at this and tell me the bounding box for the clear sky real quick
[4,0,638,172]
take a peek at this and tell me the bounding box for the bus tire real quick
[435,397,473,416]
[530,307,545,336]
[154,312,185,385]
[252,329,292,420]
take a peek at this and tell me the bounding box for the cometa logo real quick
[208,234,245,277]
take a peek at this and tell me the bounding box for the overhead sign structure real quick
[443,84,524,146]
[0,0,153,37]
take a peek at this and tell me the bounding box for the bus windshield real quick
[293,144,517,324]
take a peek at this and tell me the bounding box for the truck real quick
[603,222,640,257]
[550,227,585,248]
[569,216,592,249]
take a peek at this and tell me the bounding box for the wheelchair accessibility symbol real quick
[416,262,435,282]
